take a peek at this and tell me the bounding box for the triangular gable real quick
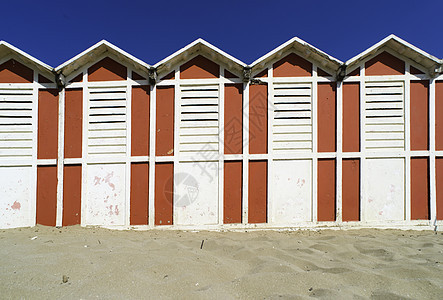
[153,38,246,79]
[0,41,54,82]
[55,40,151,81]
[345,34,441,76]
[250,37,342,78]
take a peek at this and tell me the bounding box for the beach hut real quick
[0,41,58,228]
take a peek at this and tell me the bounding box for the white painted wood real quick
[85,163,126,226]
[272,160,312,223]
[312,66,318,223]
[125,68,131,227]
[218,67,224,225]
[0,166,34,228]
[242,82,249,224]
[365,158,405,222]
[148,84,156,228]
[404,64,411,221]
[336,81,343,223]
[429,79,436,224]
[174,161,218,225]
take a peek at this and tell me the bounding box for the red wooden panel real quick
[410,81,429,150]
[273,53,312,77]
[0,59,33,83]
[132,71,145,80]
[436,81,443,150]
[411,158,429,220]
[318,83,336,152]
[436,158,443,220]
[63,165,81,226]
[156,87,174,156]
[64,89,83,158]
[224,84,243,154]
[365,51,405,76]
[37,166,57,226]
[249,84,267,154]
[224,161,242,224]
[38,74,52,83]
[342,159,360,222]
[343,83,360,152]
[248,160,267,223]
[317,159,336,221]
[38,89,58,159]
[224,70,238,79]
[131,85,150,156]
[130,163,149,225]
[155,163,173,225]
[161,71,175,80]
[180,55,219,79]
[88,57,127,81]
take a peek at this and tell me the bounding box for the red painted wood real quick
[224,84,243,154]
[224,161,242,224]
[343,83,360,152]
[342,159,360,222]
[130,163,149,225]
[156,87,174,156]
[155,163,173,225]
[365,51,405,76]
[318,83,336,152]
[63,165,81,226]
[64,89,83,158]
[410,81,429,150]
[317,159,336,221]
[37,166,57,226]
[38,89,58,159]
[248,160,267,223]
[131,85,150,156]
[249,84,267,154]
[88,57,127,81]
[411,158,429,220]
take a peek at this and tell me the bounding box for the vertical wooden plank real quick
[224,161,242,224]
[64,89,83,158]
[224,84,243,154]
[318,83,337,152]
[156,87,174,156]
[62,165,81,226]
[131,86,150,156]
[248,160,267,223]
[317,159,336,221]
[410,81,429,150]
[343,83,360,152]
[36,166,57,226]
[155,162,173,225]
[249,84,268,154]
[130,162,149,225]
[38,89,58,159]
[342,159,360,221]
[411,158,429,220]
[436,82,443,150]
[436,158,443,220]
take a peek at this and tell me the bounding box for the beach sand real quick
[0,226,442,299]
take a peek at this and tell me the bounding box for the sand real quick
[0,226,442,299]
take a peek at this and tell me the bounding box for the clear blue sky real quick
[1,0,442,67]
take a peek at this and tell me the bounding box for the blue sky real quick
[1,0,442,67]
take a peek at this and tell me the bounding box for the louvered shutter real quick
[87,86,127,157]
[0,87,34,158]
[364,82,405,150]
[272,82,312,153]
[179,84,219,157]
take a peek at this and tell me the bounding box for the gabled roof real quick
[345,34,441,75]
[0,41,54,79]
[55,40,151,78]
[154,38,247,77]
[250,37,343,76]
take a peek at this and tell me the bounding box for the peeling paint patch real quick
[11,201,21,210]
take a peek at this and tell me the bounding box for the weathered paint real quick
[437,158,443,220]
[411,158,429,220]
[436,81,443,150]
[272,160,312,223]
[223,161,242,224]
[0,59,33,83]
[88,57,127,81]
[343,83,360,152]
[85,164,125,225]
[273,53,312,77]
[175,162,218,225]
[248,160,267,223]
[64,89,83,158]
[38,89,58,159]
[342,159,360,222]
[318,83,336,152]
[365,158,404,221]
[155,163,173,225]
[410,81,429,150]
[365,51,405,76]
[156,87,174,156]
[317,159,336,221]
[0,167,33,228]
[180,55,219,79]
[62,165,81,226]
[131,86,150,156]
[224,84,243,154]
[249,84,268,154]
[36,166,57,226]
[130,162,149,225]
